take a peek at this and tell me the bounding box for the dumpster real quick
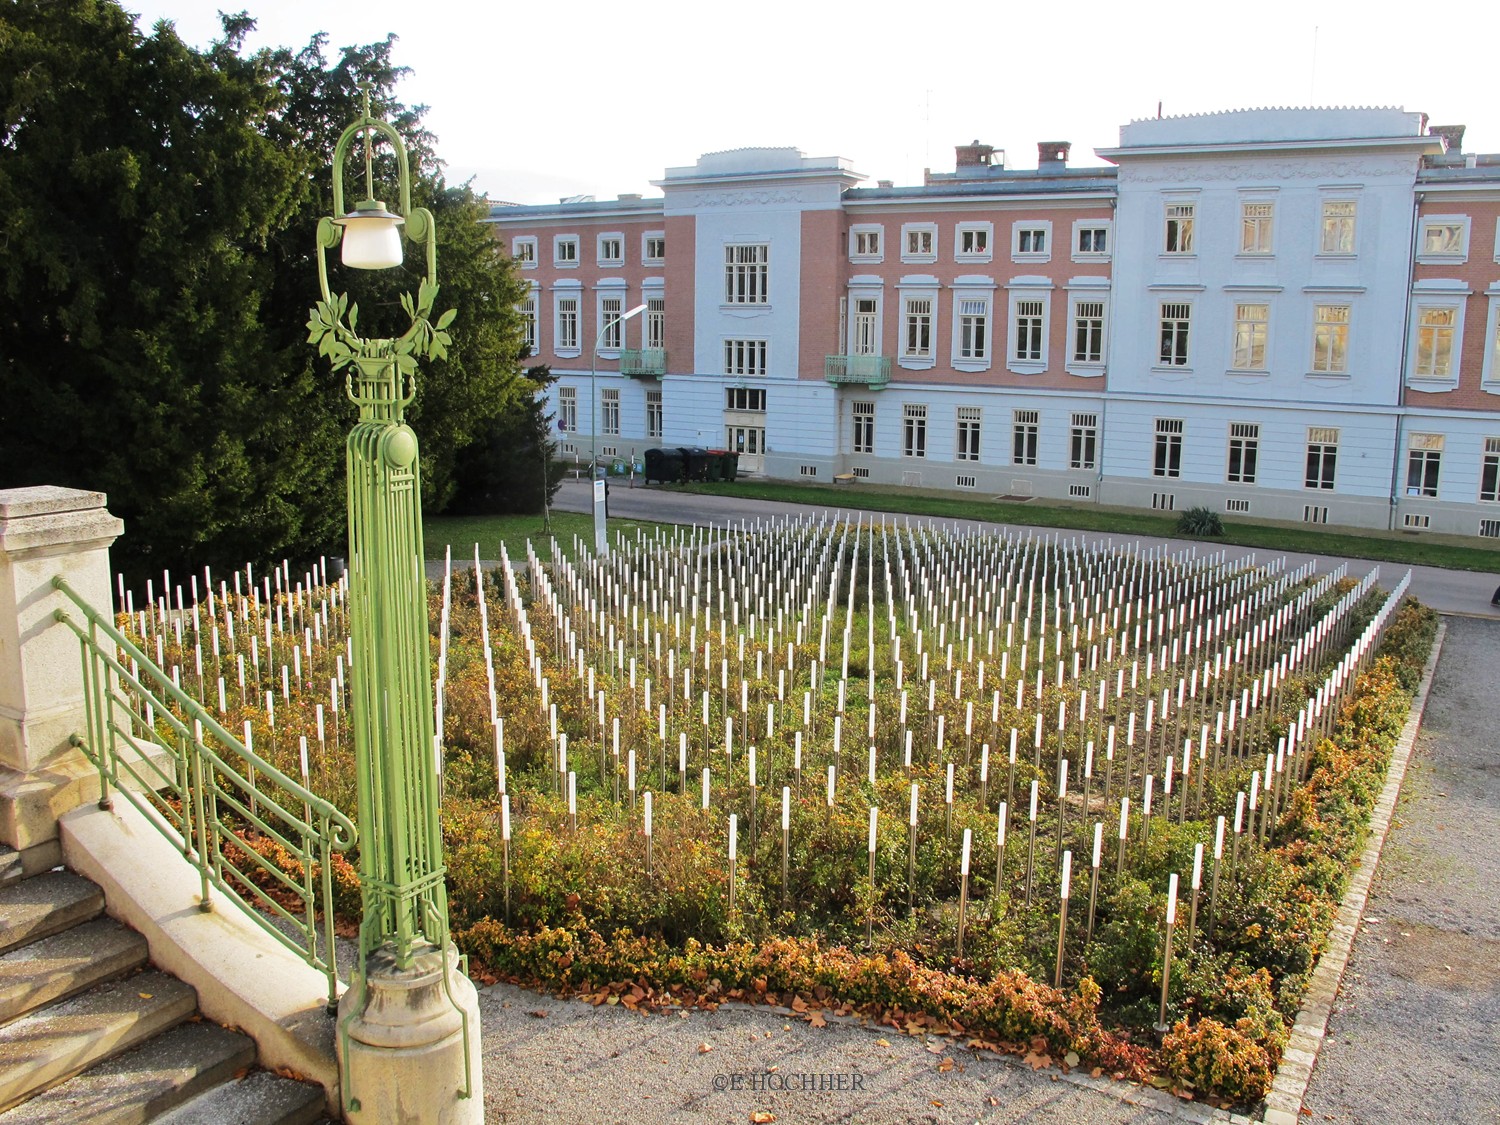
[719,450,740,481]
[704,449,726,482]
[678,447,711,482]
[644,447,684,484]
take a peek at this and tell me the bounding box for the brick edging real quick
[1227,620,1447,1125]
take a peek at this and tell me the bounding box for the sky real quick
[123,0,1499,206]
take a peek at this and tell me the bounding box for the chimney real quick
[1429,124,1465,154]
[1037,141,1071,168]
[955,140,999,172]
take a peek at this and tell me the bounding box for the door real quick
[725,425,765,473]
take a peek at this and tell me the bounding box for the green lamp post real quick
[307,85,481,1124]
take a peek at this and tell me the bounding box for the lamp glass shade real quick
[339,211,404,269]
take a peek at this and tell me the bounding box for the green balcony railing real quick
[53,576,357,1010]
[620,348,667,377]
[825,354,892,389]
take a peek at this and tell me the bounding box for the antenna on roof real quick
[1157,101,1162,120]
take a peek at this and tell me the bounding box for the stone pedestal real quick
[338,941,484,1124]
[0,487,123,858]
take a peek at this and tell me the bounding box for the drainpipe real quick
[1387,192,1422,531]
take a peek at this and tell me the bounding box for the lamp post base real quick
[338,941,483,1124]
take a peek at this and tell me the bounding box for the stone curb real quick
[1211,617,1447,1125]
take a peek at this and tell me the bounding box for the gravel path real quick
[1301,614,1500,1124]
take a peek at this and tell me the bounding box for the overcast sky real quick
[124,0,1497,206]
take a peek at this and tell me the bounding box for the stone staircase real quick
[0,854,329,1124]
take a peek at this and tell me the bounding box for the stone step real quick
[0,1020,255,1125]
[0,854,20,891]
[0,872,102,956]
[0,970,195,1111]
[0,917,147,1025]
[151,1069,327,1125]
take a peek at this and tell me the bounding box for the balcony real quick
[824,354,891,390]
[619,348,667,377]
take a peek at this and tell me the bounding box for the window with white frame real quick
[1153,418,1183,478]
[850,297,879,355]
[1070,413,1098,470]
[1305,427,1338,490]
[554,235,579,265]
[1488,303,1500,385]
[903,404,927,458]
[957,298,990,362]
[903,296,933,360]
[852,401,875,454]
[1012,410,1039,466]
[643,233,665,263]
[901,223,937,262]
[724,338,768,377]
[1406,432,1443,497]
[1072,299,1105,364]
[1240,201,1274,255]
[1320,200,1356,254]
[1164,202,1195,254]
[1013,223,1050,259]
[1418,217,1468,261]
[521,293,538,355]
[1481,437,1500,503]
[724,244,768,304]
[956,406,981,463]
[646,390,663,440]
[1074,224,1108,257]
[850,225,883,261]
[1231,303,1269,371]
[645,297,665,350]
[1013,298,1045,362]
[1312,304,1350,374]
[601,388,620,436]
[512,237,537,266]
[725,388,766,411]
[1159,302,1191,367]
[1227,422,1259,484]
[555,295,580,351]
[1415,306,1458,379]
[598,234,624,265]
[956,223,992,260]
[599,295,624,350]
[558,386,577,434]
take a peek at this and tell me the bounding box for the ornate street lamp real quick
[589,302,649,472]
[307,85,481,1123]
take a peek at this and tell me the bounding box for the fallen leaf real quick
[527,1009,548,1018]
[698,1042,713,1054]
[808,1011,827,1028]
[1064,1050,1080,1068]
[791,995,808,1013]
[751,1113,776,1124]
[937,1057,954,1073]
[138,992,153,1000]
[1024,1051,1050,1070]
[930,1101,944,1108]
[1091,1067,1103,1078]
[876,1038,890,1048]
[926,1042,947,1055]
[986,1095,999,1107]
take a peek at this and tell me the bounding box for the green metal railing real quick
[825,354,892,389]
[620,347,667,376]
[53,576,357,1010]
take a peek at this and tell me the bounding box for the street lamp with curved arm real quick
[590,303,649,472]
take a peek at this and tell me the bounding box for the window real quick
[1013,299,1044,362]
[958,299,989,361]
[956,407,981,462]
[850,297,879,355]
[903,297,933,359]
[521,293,537,355]
[902,224,937,261]
[558,387,577,434]
[903,404,927,458]
[1069,413,1097,470]
[556,296,579,351]
[554,236,579,265]
[1240,202,1274,255]
[852,401,875,454]
[1320,200,1356,254]
[725,388,766,412]
[646,390,663,441]
[1415,307,1457,378]
[1012,410,1039,466]
[1231,303,1269,370]
[600,296,623,350]
[1072,300,1104,364]
[1159,302,1191,367]
[724,339,768,377]
[1481,437,1500,502]
[512,237,537,266]
[1227,422,1259,484]
[1312,305,1350,374]
[643,233,666,263]
[1153,419,1183,478]
[601,389,620,436]
[1164,202,1194,254]
[957,223,992,259]
[1418,218,1467,260]
[850,225,883,260]
[724,244,768,304]
[645,297,665,349]
[598,234,624,264]
[1016,228,1047,255]
[1076,226,1108,255]
[1305,427,1338,490]
[1406,433,1443,497]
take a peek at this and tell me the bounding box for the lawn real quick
[423,510,671,562]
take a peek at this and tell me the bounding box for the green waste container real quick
[705,449,726,482]
[721,450,740,480]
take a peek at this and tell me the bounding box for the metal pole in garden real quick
[957,828,972,959]
[1156,873,1178,1036]
[1055,850,1072,989]
[866,807,878,948]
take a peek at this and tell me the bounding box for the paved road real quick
[546,480,1500,619]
